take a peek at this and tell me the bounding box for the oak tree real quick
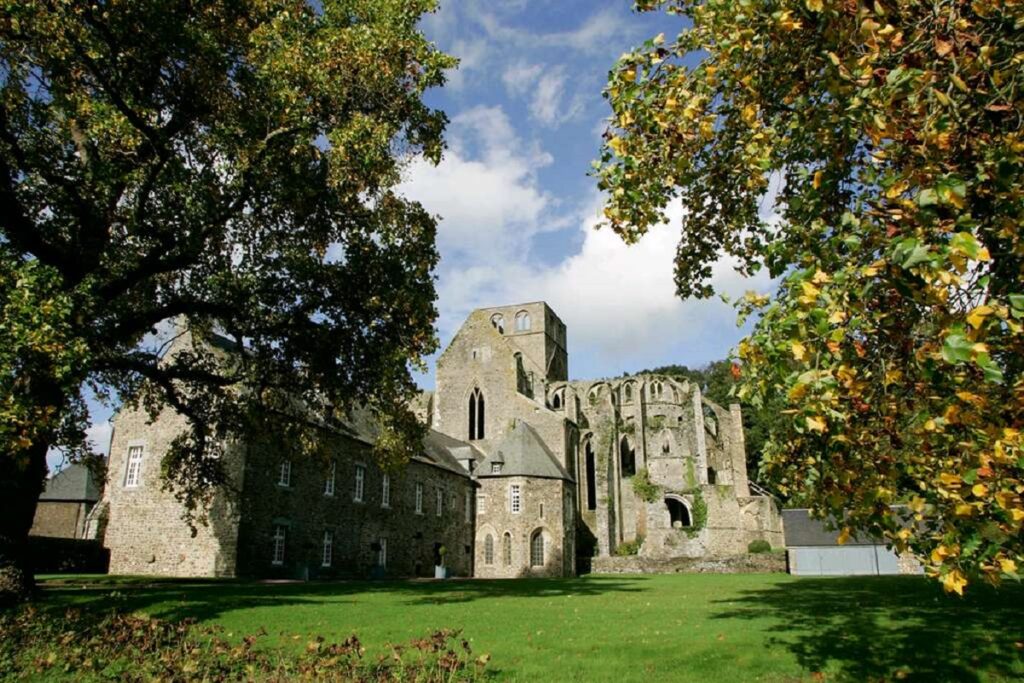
[0,0,454,602]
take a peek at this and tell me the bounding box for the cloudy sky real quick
[52,1,772,473]
[406,1,772,385]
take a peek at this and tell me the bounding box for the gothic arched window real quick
[515,310,531,331]
[468,388,485,440]
[530,530,544,566]
[502,532,512,566]
[491,314,505,334]
[484,534,494,565]
[620,436,636,477]
[584,440,597,510]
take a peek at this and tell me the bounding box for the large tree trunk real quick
[0,439,48,606]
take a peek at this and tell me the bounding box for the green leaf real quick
[1008,294,1024,316]
[975,353,1004,384]
[893,238,930,269]
[941,333,973,364]
[950,232,983,260]
[917,188,938,207]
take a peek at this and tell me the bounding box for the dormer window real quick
[491,463,503,474]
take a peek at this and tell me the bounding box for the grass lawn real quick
[31,572,1024,682]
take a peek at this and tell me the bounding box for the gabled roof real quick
[40,464,101,503]
[478,419,573,481]
[420,429,484,475]
[340,408,476,479]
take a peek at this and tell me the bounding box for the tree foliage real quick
[597,0,1024,592]
[0,0,454,599]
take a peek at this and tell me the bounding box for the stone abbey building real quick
[99,302,781,579]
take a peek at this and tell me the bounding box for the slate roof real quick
[419,429,484,476]
[782,508,881,547]
[40,464,101,503]
[478,419,574,481]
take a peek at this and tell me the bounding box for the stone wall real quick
[30,501,91,539]
[474,475,573,578]
[591,552,786,574]
[103,404,243,577]
[235,433,476,580]
[104,401,476,580]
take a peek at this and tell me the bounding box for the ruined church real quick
[98,302,781,579]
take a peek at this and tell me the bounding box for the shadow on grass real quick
[35,574,646,625]
[711,576,1024,682]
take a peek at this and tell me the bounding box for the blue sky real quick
[54,1,772,472]
[405,1,771,385]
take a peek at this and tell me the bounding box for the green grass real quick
[31,573,1024,682]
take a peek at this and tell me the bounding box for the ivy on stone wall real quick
[684,458,698,490]
[648,415,667,431]
[631,468,661,503]
[686,490,708,539]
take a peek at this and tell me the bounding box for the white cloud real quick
[530,68,584,126]
[400,105,770,379]
[533,199,771,368]
[86,421,113,456]
[435,195,772,373]
[400,106,558,266]
[502,61,543,96]
[502,62,585,127]
[472,5,633,56]
[446,38,488,91]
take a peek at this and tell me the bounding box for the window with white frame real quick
[322,530,333,567]
[324,461,336,496]
[278,460,291,487]
[381,474,390,508]
[377,537,388,567]
[436,489,443,516]
[415,483,423,514]
[510,484,522,514]
[491,463,502,474]
[272,525,286,565]
[354,464,365,502]
[477,494,487,514]
[124,445,144,488]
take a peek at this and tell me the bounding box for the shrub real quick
[747,540,772,554]
[0,605,490,682]
[614,536,644,556]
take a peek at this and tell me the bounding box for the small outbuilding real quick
[783,508,922,576]
[30,464,102,540]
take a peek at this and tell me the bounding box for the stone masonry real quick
[101,302,781,579]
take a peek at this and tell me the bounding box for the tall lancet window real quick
[468,387,485,440]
